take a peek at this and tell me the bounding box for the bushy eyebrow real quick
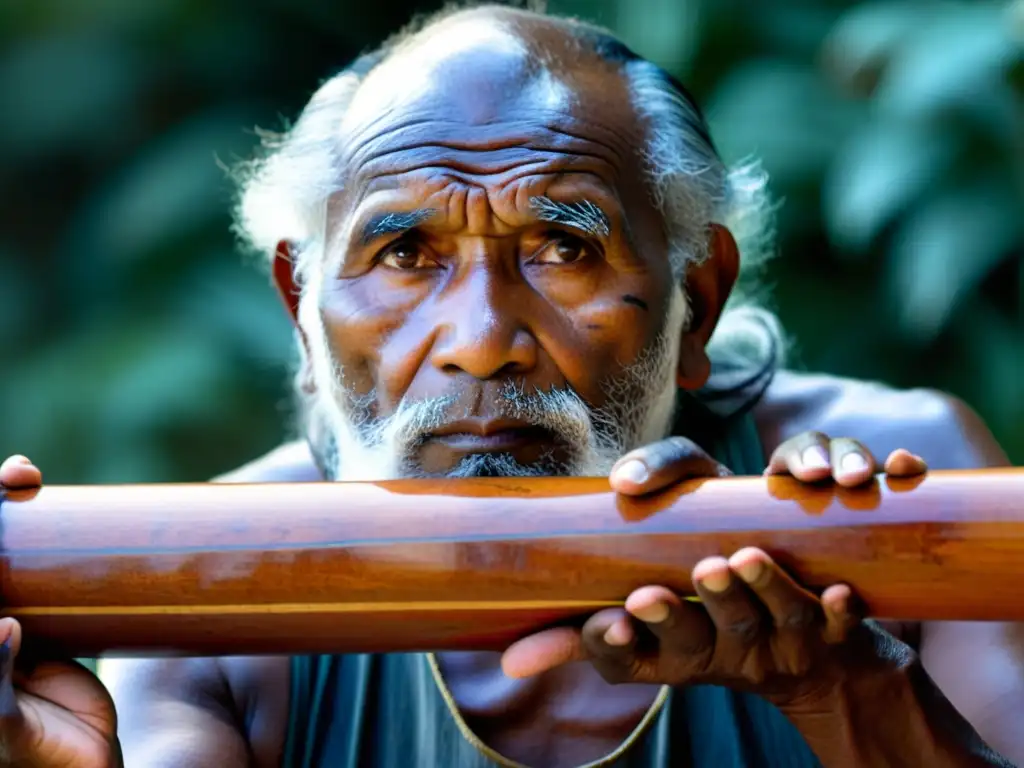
[359,209,436,245]
[528,196,611,238]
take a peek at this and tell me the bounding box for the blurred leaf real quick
[874,3,1017,120]
[821,0,928,92]
[0,246,32,352]
[708,59,861,185]
[889,179,1020,342]
[613,0,702,73]
[173,258,295,363]
[0,0,179,36]
[1009,0,1024,43]
[92,320,230,436]
[0,34,147,162]
[823,120,958,252]
[955,301,1024,427]
[57,105,265,273]
[748,2,840,58]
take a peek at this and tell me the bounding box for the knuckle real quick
[643,437,702,467]
[780,603,818,630]
[780,432,828,453]
[663,436,700,453]
[724,616,762,644]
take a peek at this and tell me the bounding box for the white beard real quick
[297,278,689,482]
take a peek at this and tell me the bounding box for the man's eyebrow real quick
[528,196,611,238]
[359,209,436,245]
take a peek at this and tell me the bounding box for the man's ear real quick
[272,240,317,394]
[676,223,740,390]
[272,239,302,325]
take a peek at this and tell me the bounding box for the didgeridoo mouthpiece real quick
[1,469,1022,657]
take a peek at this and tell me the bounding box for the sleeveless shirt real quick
[282,390,823,768]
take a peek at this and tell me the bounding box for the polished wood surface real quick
[1,469,1022,657]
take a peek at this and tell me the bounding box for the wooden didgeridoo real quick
[1,468,1023,658]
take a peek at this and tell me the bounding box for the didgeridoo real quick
[1,469,1022,657]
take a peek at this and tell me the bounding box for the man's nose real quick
[429,267,538,380]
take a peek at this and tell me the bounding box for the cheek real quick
[528,270,670,401]
[319,278,411,399]
[321,274,445,411]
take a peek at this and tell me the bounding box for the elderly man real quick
[0,4,1021,767]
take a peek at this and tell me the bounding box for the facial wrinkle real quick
[342,120,625,174]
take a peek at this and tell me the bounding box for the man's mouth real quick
[425,419,555,453]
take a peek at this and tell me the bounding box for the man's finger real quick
[764,432,832,483]
[728,548,821,673]
[0,457,41,490]
[500,626,586,679]
[624,585,715,656]
[828,438,877,487]
[883,448,928,478]
[610,437,729,496]
[580,608,645,684]
[820,584,865,645]
[692,557,765,651]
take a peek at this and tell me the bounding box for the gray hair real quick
[233,11,785,392]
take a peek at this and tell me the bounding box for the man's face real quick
[294,15,690,481]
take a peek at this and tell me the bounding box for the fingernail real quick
[614,460,648,485]
[800,446,830,470]
[631,602,669,624]
[603,622,632,646]
[701,570,731,593]
[841,453,870,473]
[736,560,764,584]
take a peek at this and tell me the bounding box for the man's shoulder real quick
[755,370,1007,469]
[214,440,322,483]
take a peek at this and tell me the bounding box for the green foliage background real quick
[0,0,1021,482]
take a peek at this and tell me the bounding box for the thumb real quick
[500,627,586,679]
[610,437,729,496]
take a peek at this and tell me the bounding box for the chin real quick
[433,452,575,479]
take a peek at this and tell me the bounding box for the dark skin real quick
[1,7,1021,768]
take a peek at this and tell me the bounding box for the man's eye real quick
[532,234,594,265]
[378,243,439,270]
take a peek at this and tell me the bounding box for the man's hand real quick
[500,433,928,711]
[0,455,120,768]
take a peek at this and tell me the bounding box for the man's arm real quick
[99,442,317,767]
[760,375,1022,764]
[913,396,1024,764]
[101,657,255,768]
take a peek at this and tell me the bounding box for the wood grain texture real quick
[1,469,1022,656]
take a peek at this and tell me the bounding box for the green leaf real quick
[0,34,147,162]
[57,105,265,270]
[822,0,927,91]
[874,3,1017,120]
[823,120,959,252]
[954,302,1024,429]
[707,59,861,186]
[888,179,1020,342]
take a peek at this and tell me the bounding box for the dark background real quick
[1,0,1021,483]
